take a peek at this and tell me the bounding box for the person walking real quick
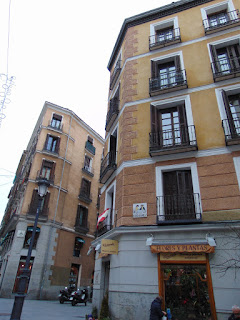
[149,296,167,320]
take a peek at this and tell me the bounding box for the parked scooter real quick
[58,285,75,304]
[70,288,88,306]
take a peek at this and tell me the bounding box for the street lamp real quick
[10,180,49,320]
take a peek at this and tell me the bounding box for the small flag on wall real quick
[97,208,110,229]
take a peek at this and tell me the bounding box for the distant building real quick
[91,0,240,319]
[0,101,104,299]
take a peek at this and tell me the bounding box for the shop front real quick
[151,243,217,320]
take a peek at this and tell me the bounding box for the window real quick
[85,136,95,155]
[38,160,55,182]
[202,1,240,34]
[73,237,85,257]
[156,163,202,223]
[150,54,187,96]
[23,226,40,249]
[110,54,122,90]
[149,17,180,50]
[79,178,92,203]
[75,205,88,230]
[28,189,50,216]
[149,97,197,156]
[84,155,92,172]
[210,42,240,80]
[44,134,60,153]
[50,113,62,130]
[222,90,240,141]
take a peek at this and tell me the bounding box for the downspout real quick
[39,113,73,299]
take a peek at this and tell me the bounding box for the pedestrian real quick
[149,296,167,320]
[228,305,240,320]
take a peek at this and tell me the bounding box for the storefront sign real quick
[133,203,147,218]
[151,244,215,253]
[101,239,118,255]
[160,252,206,261]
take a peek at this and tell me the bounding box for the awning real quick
[76,237,85,243]
[27,227,40,232]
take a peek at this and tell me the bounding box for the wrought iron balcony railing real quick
[74,220,89,234]
[95,223,113,238]
[27,205,49,218]
[82,163,94,177]
[211,57,240,82]
[149,125,197,156]
[48,120,63,131]
[85,140,96,155]
[36,170,55,185]
[149,70,187,96]
[203,9,240,34]
[222,118,240,145]
[156,193,202,224]
[149,27,181,50]
[78,189,92,204]
[110,60,121,90]
[105,98,119,132]
[100,151,117,183]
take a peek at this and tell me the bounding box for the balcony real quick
[203,10,240,35]
[149,125,197,156]
[156,193,202,225]
[149,70,187,96]
[85,140,95,155]
[36,170,54,185]
[100,151,117,183]
[78,189,92,204]
[82,163,94,177]
[222,118,240,145]
[95,223,113,238]
[48,120,63,131]
[211,57,240,82]
[149,28,181,50]
[105,98,119,132]
[74,220,89,234]
[110,60,121,90]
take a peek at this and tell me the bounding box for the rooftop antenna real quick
[0,0,16,127]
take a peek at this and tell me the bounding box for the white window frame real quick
[201,0,237,29]
[151,51,186,81]
[104,180,116,227]
[151,94,196,144]
[156,162,202,221]
[233,157,240,191]
[150,17,179,46]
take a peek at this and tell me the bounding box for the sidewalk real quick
[0,298,93,320]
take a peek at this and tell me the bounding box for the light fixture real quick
[38,181,49,197]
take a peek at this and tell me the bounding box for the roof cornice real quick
[107,0,214,71]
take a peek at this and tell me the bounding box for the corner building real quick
[0,102,104,299]
[92,0,240,319]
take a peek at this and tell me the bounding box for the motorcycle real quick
[70,288,88,306]
[58,285,75,304]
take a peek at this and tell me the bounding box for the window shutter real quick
[174,55,181,71]
[42,192,50,216]
[29,190,39,214]
[209,45,219,73]
[150,105,159,133]
[221,90,231,120]
[50,162,56,180]
[56,137,60,153]
[53,113,62,121]
[44,134,50,150]
[151,60,158,78]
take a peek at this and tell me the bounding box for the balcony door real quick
[163,170,195,220]
[222,91,240,138]
[151,104,188,148]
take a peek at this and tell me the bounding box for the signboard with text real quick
[151,244,215,254]
[101,239,119,255]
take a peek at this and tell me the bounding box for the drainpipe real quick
[39,113,73,299]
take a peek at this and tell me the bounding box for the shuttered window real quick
[29,190,50,216]
[44,134,60,153]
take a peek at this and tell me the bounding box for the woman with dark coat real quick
[149,296,167,320]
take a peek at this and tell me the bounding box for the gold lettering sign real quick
[160,252,206,261]
[151,244,215,254]
[101,239,119,255]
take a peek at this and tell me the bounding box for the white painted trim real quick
[105,180,117,226]
[155,162,202,220]
[150,17,179,45]
[233,157,240,191]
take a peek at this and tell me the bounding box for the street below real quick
[0,298,92,320]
